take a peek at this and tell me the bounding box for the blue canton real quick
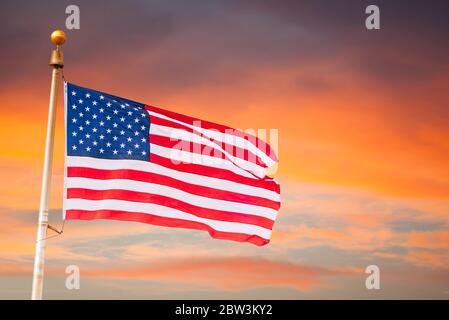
[66,83,150,161]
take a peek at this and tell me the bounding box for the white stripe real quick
[67,177,277,220]
[66,156,280,202]
[150,143,262,179]
[148,110,276,167]
[65,198,272,239]
[150,123,267,177]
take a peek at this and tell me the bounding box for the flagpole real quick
[31,30,66,300]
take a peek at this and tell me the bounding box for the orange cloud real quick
[407,231,449,250]
[82,257,359,291]
[403,251,449,269]
[272,224,396,251]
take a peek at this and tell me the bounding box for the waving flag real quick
[63,82,280,246]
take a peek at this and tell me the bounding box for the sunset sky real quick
[1,0,448,299]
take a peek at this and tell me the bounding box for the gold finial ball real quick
[50,30,66,46]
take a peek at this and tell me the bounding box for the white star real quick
[127,124,132,129]
[113,149,118,155]
[78,99,83,104]
[99,135,104,140]
[113,110,118,114]
[141,113,146,117]
[106,129,112,134]
[107,102,112,107]
[127,137,132,142]
[72,145,77,150]
[106,142,111,147]
[134,131,139,136]
[79,126,84,131]
[134,118,139,123]
[92,127,97,133]
[120,130,125,135]
[86,147,91,152]
[72,132,77,137]
[120,117,125,122]
[72,118,77,123]
[92,114,97,119]
[127,150,132,155]
[72,104,77,110]
[113,123,118,128]
[106,115,111,120]
[141,125,145,130]
[85,133,90,139]
[86,93,90,98]
[121,104,125,109]
[120,143,125,148]
[99,108,104,113]
[79,139,84,145]
[141,137,146,143]
[99,121,104,126]
[134,143,139,149]
[100,95,105,100]
[71,91,76,96]
[99,148,104,154]
[85,106,90,112]
[142,151,146,156]
[113,136,118,141]
[85,120,90,125]
[127,111,133,116]
[79,112,84,118]
[93,141,98,146]
[92,101,97,106]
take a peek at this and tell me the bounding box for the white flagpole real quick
[31,30,66,300]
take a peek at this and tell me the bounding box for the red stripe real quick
[68,167,280,210]
[67,188,274,229]
[65,209,270,246]
[146,105,278,162]
[151,116,267,167]
[149,153,280,193]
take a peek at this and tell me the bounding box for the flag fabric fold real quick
[63,82,280,246]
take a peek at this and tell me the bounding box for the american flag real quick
[63,82,280,246]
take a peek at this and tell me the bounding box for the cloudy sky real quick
[0,0,448,299]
